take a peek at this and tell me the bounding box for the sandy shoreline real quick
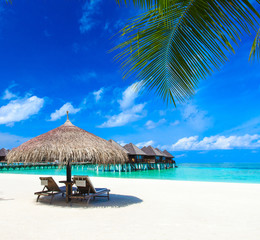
[1,174,260,240]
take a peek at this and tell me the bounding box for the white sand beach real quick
[0,174,260,240]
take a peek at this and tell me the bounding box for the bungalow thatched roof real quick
[141,146,164,156]
[7,115,127,165]
[155,148,168,157]
[123,143,147,156]
[0,148,8,157]
[163,150,174,158]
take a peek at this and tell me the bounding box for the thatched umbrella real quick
[7,112,128,184]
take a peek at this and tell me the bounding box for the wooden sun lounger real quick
[70,175,110,204]
[34,177,66,204]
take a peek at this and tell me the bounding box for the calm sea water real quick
[1,163,260,184]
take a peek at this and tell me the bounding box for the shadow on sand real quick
[37,193,143,208]
[0,197,14,201]
[0,192,14,201]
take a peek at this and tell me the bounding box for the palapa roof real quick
[108,139,129,154]
[123,143,147,156]
[141,145,164,156]
[7,113,127,165]
[163,150,174,158]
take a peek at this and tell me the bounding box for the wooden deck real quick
[0,162,175,172]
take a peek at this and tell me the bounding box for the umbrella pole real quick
[66,161,72,201]
[66,161,71,182]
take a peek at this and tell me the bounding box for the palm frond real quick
[113,0,260,105]
[115,0,168,9]
[249,28,260,61]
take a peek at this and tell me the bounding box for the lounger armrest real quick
[34,190,50,195]
[95,188,110,193]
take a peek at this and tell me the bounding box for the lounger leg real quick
[36,195,41,202]
[81,194,85,202]
[107,192,110,200]
[86,197,91,205]
[50,195,54,204]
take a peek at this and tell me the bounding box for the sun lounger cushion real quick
[71,176,110,203]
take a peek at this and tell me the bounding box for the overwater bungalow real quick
[163,150,175,164]
[108,140,175,166]
[141,145,165,163]
[123,143,147,163]
[0,148,9,162]
[155,148,175,164]
[155,148,168,162]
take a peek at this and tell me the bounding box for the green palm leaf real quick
[113,0,260,105]
[250,0,260,61]
[115,0,168,8]
[250,28,260,61]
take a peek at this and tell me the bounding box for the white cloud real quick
[114,19,125,29]
[98,103,146,128]
[86,71,97,79]
[75,71,97,82]
[2,89,17,100]
[145,119,166,129]
[170,120,180,126]
[226,116,260,135]
[168,134,260,151]
[117,140,127,146]
[174,154,187,158]
[104,19,125,33]
[0,132,30,149]
[50,103,81,121]
[43,30,51,37]
[118,82,139,110]
[136,140,155,148]
[99,82,146,128]
[96,110,102,116]
[104,22,109,31]
[159,110,166,116]
[79,0,102,33]
[93,88,104,102]
[181,104,212,132]
[0,96,44,126]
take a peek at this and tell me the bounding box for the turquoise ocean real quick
[1,163,260,184]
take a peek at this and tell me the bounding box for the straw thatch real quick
[7,118,127,165]
[0,148,9,157]
[123,143,147,156]
[108,139,129,154]
[141,146,163,156]
[163,150,174,158]
[155,148,167,157]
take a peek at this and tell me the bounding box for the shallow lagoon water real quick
[1,163,260,184]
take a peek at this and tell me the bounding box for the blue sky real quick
[0,1,260,163]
